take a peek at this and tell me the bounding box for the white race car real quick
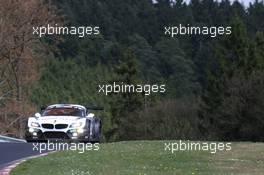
[25,104,102,143]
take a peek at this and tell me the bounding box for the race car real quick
[25,104,102,143]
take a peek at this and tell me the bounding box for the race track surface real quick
[0,143,42,170]
[0,136,46,171]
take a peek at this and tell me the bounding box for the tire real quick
[91,118,101,143]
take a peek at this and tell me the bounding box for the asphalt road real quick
[0,135,48,171]
[0,142,43,170]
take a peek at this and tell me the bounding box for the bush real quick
[123,98,201,140]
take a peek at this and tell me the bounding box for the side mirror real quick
[35,113,41,118]
[86,113,95,118]
[40,106,46,112]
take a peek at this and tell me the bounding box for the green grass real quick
[11,141,264,175]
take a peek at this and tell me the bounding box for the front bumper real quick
[25,127,89,142]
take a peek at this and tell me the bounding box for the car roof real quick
[47,104,86,110]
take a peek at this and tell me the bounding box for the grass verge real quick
[11,141,264,175]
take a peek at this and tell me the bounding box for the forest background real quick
[0,0,264,142]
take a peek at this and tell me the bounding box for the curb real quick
[0,160,26,175]
[0,152,51,175]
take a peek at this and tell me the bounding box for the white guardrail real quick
[0,135,26,143]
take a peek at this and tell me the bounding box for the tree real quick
[127,34,159,82]
[247,0,264,36]
[109,49,143,140]
[212,71,264,141]
[155,38,199,98]
[0,0,61,137]
[200,17,264,141]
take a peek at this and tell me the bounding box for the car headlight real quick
[77,128,84,134]
[70,122,83,128]
[31,122,40,127]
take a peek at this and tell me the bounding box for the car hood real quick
[37,116,81,124]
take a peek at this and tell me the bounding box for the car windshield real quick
[42,108,84,117]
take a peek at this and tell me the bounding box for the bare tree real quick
[0,0,62,137]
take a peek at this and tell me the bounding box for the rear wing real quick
[86,106,104,111]
[38,104,104,114]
